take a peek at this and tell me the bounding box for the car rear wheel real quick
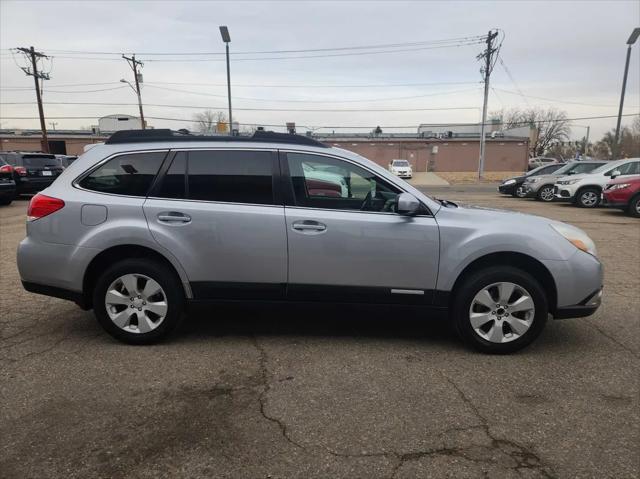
[576,187,601,208]
[93,258,184,344]
[537,185,555,202]
[629,194,640,218]
[452,266,548,354]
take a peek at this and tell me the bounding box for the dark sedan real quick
[498,163,564,197]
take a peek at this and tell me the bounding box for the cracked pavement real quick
[1,189,638,478]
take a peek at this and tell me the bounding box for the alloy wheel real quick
[469,282,535,343]
[515,186,527,198]
[539,186,554,202]
[105,273,168,333]
[580,191,599,207]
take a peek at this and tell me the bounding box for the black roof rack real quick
[105,129,328,148]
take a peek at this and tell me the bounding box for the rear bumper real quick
[21,281,90,309]
[16,177,56,193]
[0,181,16,198]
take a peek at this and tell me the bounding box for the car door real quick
[144,148,288,300]
[281,151,440,304]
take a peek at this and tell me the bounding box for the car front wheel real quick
[452,266,548,354]
[629,194,640,218]
[513,185,527,198]
[537,185,555,202]
[93,258,184,344]
[576,187,601,208]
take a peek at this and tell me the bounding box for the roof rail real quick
[105,129,327,148]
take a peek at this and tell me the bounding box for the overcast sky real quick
[1,0,638,140]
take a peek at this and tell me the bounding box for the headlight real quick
[550,222,597,257]
[526,177,542,184]
[503,179,516,185]
[558,179,580,185]
[608,183,631,191]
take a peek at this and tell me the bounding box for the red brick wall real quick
[328,139,528,172]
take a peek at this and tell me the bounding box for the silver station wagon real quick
[17,130,603,353]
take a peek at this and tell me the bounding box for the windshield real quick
[590,161,623,174]
[392,160,410,167]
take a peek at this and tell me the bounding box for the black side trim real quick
[191,282,440,306]
[432,290,451,308]
[553,305,599,319]
[191,282,286,300]
[22,281,90,310]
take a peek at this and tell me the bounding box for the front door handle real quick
[158,212,191,224]
[292,220,326,232]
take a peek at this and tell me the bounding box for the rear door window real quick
[155,150,275,205]
[79,151,166,197]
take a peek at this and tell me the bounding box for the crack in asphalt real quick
[249,336,557,478]
[584,319,639,358]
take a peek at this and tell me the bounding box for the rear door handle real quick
[158,212,191,224]
[292,220,326,232]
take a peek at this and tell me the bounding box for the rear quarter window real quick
[79,151,166,197]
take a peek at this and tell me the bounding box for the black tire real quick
[536,185,555,202]
[452,266,548,354]
[629,194,640,218]
[575,187,601,208]
[93,258,184,344]
[512,185,527,198]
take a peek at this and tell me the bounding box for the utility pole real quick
[585,125,590,156]
[49,121,57,131]
[613,28,640,160]
[122,54,146,129]
[477,30,499,180]
[16,46,50,152]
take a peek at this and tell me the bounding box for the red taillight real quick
[0,164,13,174]
[27,194,65,221]
[14,166,27,176]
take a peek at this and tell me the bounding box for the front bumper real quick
[554,184,576,201]
[554,288,603,319]
[498,183,516,194]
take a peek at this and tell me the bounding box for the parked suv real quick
[18,130,603,354]
[603,175,640,217]
[522,160,605,202]
[0,152,64,195]
[0,157,17,205]
[554,158,640,207]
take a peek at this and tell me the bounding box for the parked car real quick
[498,163,564,198]
[603,175,640,217]
[554,158,640,208]
[528,157,558,171]
[55,155,78,168]
[522,160,606,202]
[0,152,64,195]
[0,157,17,205]
[18,129,603,354]
[388,159,413,179]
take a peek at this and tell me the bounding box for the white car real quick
[528,157,558,171]
[388,159,413,178]
[554,158,640,207]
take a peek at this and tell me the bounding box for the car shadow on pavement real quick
[179,302,462,347]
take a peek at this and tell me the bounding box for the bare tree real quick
[494,107,571,157]
[593,119,640,160]
[193,110,227,134]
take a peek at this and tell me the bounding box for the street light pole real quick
[613,27,640,160]
[219,26,233,136]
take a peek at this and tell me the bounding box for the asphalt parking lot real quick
[1,188,638,479]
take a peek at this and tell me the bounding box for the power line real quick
[1,113,637,126]
[0,103,481,113]
[26,35,486,56]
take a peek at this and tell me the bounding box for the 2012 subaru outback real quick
[17,130,603,353]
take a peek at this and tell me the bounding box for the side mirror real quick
[397,193,420,216]
[610,170,621,179]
